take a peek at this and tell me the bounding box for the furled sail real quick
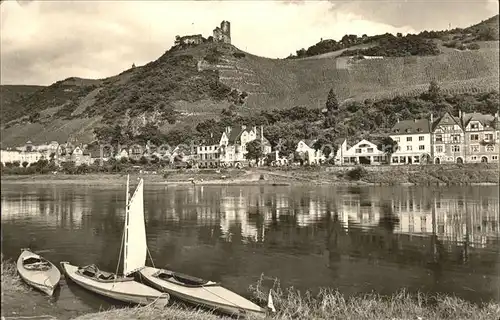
[123,178,147,276]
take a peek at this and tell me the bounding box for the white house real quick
[335,139,387,165]
[389,118,433,165]
[1,149,43,166]
[461,112,499,164]
[295,139,325,165]
[197,125,271,168]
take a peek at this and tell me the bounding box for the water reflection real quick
[1,184,499,309]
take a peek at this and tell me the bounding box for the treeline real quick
[94,83,499,158]
[287,15,498,59]
[1,157,189,176]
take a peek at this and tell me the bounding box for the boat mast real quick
[123,174,130,276]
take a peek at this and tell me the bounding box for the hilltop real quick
[0,15,498,147]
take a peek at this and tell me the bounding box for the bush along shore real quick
[1,164,498,186]
[2,258,499,320]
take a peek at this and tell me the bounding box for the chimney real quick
[397,118,400,123]
[430,113,434,123]
[225,126,231,134]
[261,126,264,140]
[495,112,499,118]
[459,110,462,118]
[414,119,417,123]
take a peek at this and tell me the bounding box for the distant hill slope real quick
[287,14,499,59]
[0,16,499,147]
[0,85,45,121]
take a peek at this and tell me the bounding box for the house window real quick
[485,133,493,141]
[471,123,479,129]
[470,145,479,153]
[373,156,380,162]
[367,148,374,153]
[452,145,460,152]
[435,135,443,142]
[470,134,479,141]
[419,145,425,150]
[355,148,361,154]
[392,157,398,163]
[400,156,406,163]
[419,136,424,141]
[407,146,412,151]
[452,135,460,142]
[435,146,443,153]
[343,157,349,163]
[406,137,412,142]
[486,146,494,152]
[395,137,400,142]
[414,156,419,163]
[471,156,477,160]
[493,156,498,160]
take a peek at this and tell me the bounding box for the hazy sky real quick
[1,0,498,85]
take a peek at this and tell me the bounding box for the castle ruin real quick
[213,20,231,44]
[174,21,231,47]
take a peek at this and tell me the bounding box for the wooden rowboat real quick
[16,248,61,296]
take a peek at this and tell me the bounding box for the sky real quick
[1,0,498,86]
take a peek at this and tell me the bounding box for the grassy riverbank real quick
[2,258,499,320]
[1,164,499,186]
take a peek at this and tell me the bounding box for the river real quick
[1,182,499,319]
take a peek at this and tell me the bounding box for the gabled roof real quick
[432,112,462,131]
[228,126,253,144]
[462,112,497,128]
[391,119,431,134]
[298,139,317,148]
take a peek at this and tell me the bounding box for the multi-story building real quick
[196,134,221,168]
[295,139,325,165]
[431,111,465,164]
[389,119,433,165]
[197,125,271,168]
[461,112,500,163]
[335,139,387,165]
[0,149,43,166]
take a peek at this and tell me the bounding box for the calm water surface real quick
[1,183,499,319]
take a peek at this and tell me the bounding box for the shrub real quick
[346,166,368,180]
[233,52,246,58]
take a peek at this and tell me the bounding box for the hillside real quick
[0,16,499,147]
[0,85,45,121]
[287,14,499,59]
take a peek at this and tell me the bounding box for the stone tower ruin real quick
[213,20,231,44]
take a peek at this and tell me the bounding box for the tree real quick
[377,137,398,161]
[423,80,442,103]
[139,156,149,165]
[326,89,339,112]
[245,140,264,164]
[22,161,29,168]
[313,138,337,159]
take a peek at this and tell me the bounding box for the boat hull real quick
[138,266,265,317]
[16,249,61,296]
[61,262,169,306]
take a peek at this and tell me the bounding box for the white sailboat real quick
[60,175,169,306]
[136,185,274,318]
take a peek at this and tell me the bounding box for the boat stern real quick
[147,292,170,307]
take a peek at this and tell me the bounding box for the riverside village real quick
[1,2,500,320]
[2,110,500,171]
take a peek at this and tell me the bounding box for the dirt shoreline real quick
[1,165,499,187]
